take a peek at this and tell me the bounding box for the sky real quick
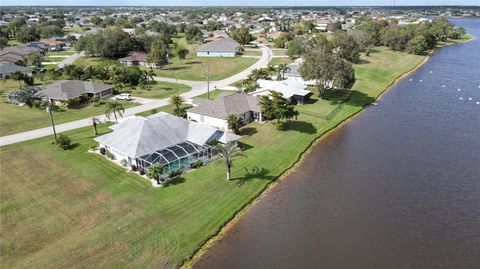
[1,0,479,6]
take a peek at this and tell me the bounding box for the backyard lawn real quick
[122,81,191,99]
[0,47,425,268]
[269,57,294,66]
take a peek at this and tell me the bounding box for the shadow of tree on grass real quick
[284,121,317,134]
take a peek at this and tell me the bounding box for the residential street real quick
[0,45,272,146]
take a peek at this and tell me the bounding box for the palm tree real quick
[91,116,101,135]
[216,142,244,181]
[105,101,125,122]
[169,95,184,109]
[146,163,165,184]
[226,114,243,134]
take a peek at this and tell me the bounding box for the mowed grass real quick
[0,80,136,136]
[123,81,191,99]
[270,57,294,66]
[1,47,425,268]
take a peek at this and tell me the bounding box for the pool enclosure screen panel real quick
[137,141,211,172]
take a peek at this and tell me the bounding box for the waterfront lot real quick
[0,47,424,268]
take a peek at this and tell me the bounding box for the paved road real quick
[0,45,272,146]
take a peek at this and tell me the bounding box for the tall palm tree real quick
[105,101,125,122]
[169,95,184,109]
[216,142,244,181]
[91,116,101,135]
[226,114,242,134]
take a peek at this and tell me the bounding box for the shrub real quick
[131,164,137,172]
[106,151,115,160]
[99,147,106,155]
[56,134,72,150]
[275,121,287,130]
[190,160,204,169]
[120,159,127,166]
[169,169,183,178]
[139,169,145,175]
[89,144,97,151]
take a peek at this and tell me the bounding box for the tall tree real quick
[105,101,125,122]
[216,142,244,180]
[176,47,189,64]
[147,38,168,68]
[229,26,254,45]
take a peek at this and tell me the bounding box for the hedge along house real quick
[34,80,114,104]
[196,38,240,57]
[95,112,240,175]
[187,92,262,130]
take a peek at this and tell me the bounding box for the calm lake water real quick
[194,19,480,269]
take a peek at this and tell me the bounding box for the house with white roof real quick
[252,79,312,104]
[187,92,262,130]
[95,112,240,174]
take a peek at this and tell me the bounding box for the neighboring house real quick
[284,59,316,86]
[34,80,114,104]
[187,92,262,130]
[203,30,229,43]
[253,79,312,104]
[7,87,42,105]
[119,52,154,68]
[95,112,240,172]
[0,63,33,79]
[196,38,240,57]
[0,46,40,64]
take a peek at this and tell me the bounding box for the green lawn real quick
[272,49,287,56]
[241,50,262,56]
[155,57,257,81]
[73,56,118,67]
[45,50,76,57]
[270,57,294,66]
[122,81,191,99]
[1,46,425,268]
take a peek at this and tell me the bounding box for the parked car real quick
[116,93,132,101]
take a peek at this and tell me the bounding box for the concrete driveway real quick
[0,45,272,146]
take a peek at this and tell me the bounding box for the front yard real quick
[0,47,425,268]
[122,81,191,99]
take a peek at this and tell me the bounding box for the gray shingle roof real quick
[34,80,114,100]
[188,92,261,119]
[95,113,234,158]
[0,63,32,75]
[197,38,240,52]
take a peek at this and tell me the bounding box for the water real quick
[194,19,480,269]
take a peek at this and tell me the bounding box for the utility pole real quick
[207,63,210,100]
[46,102,57,142]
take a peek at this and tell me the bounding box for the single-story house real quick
[196,38,240,57]
[0,63,33,79]
[284,59,316,86]
[252,79,312,104]
[0,46,40,64]
[203,30,229,43]
[187,92,262,130]
[95,112,240,174]
[34,80,114,104]
[119,52,154,68]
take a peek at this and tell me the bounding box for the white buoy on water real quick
[459,97,464,100]
[458,88,461,91]
[476,102,480,105]
[468,98,472,100]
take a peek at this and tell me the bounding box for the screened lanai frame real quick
[136,141,212,173]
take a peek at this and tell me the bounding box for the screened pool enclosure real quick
[136,141,212,173]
